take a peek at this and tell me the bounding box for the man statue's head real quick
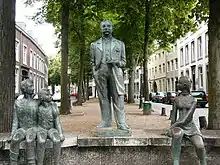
[20,78,34,95]
[100,19,113,37]
[38,88,52,103]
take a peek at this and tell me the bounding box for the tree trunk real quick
[127,65,135,103]
[0,0,16,133]
[208,0,220,129]
[86,74,90,100]
[51,84,55,95]
[76,0,85,106]
[143,0,151,101]
[60,1,70,114]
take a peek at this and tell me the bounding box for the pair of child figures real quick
[9,79,64,165]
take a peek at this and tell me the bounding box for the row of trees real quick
[45,0,207,107]
[0,0,220,132]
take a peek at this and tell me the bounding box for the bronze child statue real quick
[37,88,65,165]
[170,76,207,165]
[10,79,39,165]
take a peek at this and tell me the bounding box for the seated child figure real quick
[37,88,65,165]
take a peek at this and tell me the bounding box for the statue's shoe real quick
[97,122,112,128]
[117,124,130,131]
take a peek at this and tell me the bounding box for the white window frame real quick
[191,41,195,62]
[30,49,33,67]
[205,32,208,57]
[23,44,27,65]
[15,39,20,62]
[197,36,202,59]
[180,48,184,66]
[15,67,19,93]
[198,66,203,88]
[185,45,189,64]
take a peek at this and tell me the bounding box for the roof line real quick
[15,23,47,57]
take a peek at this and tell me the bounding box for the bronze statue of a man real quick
[170,76,206,165]
[37,88,65,165]
[90,20,129,130]
[10,79,38,165]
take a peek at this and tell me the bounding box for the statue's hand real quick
[170,121,182,129]
[60,134,65,142]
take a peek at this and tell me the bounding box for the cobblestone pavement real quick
[60,99,171,133]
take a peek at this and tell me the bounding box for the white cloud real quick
[16,0,59,57]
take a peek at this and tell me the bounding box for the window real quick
[163,79,165,92]
[186,70,189,78]
[38,58,40,70]
[205,32,208,57]
[171,60,174,71]
[171,78,174,91]
[30,50,33,67]
[185,45,189,64]
[180,48,184,66]
[198,67,203,88]
[23,45,27,65]
[155,67,157,74]
[167,79,170,91]
[152,68,154,76]
[159,65,162,73]
[175,58,178,70]
[167,61,170,72]
[191,41,195,62]
[155,55,157,60]
[15,68,19,93]
[197,36,202,59]
[163,63,165,73]
[158,53,161,59]
[15,40,20,62]
[162,51,165,58]
[159,80,162,91]
[33,53,36,69]
[36,56,38,69]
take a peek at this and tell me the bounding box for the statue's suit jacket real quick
[90,37,126,95]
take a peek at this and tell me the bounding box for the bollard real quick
[161,107,167,116]
[199,116,207,130]
[169,110,173,120]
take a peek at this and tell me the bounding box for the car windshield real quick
[191,91,205,97]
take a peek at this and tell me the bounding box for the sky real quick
[16,0,59,57]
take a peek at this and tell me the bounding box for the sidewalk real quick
[60,99,171,133]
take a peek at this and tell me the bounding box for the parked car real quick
[162,92,176,104]
[190,90,208,108]
[149,92,156,101]
[152,92,165,103]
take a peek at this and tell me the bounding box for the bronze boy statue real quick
[37,88,65,165]
[10,79,38,165]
